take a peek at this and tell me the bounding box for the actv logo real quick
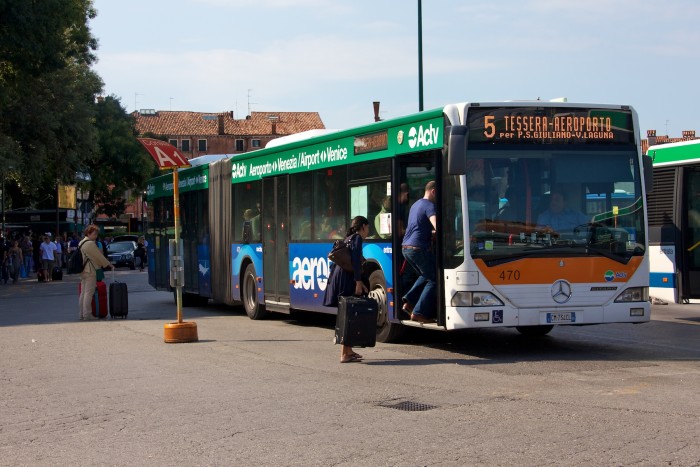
[408,124,440,149]
[231,163,247,179]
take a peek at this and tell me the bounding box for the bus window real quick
[291,172,312,241]
[233,181,261,243]
[314,167,347,240]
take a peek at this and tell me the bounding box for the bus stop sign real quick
[137,138,191,169]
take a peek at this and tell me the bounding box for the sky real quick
[90,0,700,137]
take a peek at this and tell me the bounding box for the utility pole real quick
[134,92,143,113]
[418,0,424,111]
[247,89,257,116]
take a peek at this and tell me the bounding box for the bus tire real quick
[369,269,403,343]
[516,325,553,336]
[243,263,266,320]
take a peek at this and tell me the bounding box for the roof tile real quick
[134,110,324,137]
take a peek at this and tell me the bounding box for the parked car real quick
[111,234,139,243]
[106,241,138,270]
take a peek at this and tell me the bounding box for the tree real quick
[87,96,153,217]
[0,0,101,209]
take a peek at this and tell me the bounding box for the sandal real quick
[351,352,363,359]
[340,354,363,363]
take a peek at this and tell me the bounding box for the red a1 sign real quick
[137,138,191,169]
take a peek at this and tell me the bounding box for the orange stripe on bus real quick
[475,256,643,285]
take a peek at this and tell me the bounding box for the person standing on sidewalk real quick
[7,240,23,284]
[39,235,57,282]
[21,235,33,276]
[78,225,114,320]
[401,180,438,323]
[53,237,63,271]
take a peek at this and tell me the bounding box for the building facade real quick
[133,110,325,158]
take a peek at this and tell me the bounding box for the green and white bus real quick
[147,101,652,341]
[647,139,700,303]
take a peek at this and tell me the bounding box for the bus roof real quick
[647,139,700,167]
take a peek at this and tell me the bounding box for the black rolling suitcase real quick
[335,295,378,347]
[52,266,63,281]
[108,270,128,318]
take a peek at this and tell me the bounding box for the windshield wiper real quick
[585,245,630,264]
[479,246,588,266]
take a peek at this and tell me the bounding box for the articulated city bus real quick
[146,101,652,342]
[647,139,700,303]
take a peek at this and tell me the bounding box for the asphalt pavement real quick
[1,270,699,466]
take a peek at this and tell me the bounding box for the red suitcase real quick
[78,281,108,318]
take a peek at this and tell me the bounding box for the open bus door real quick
[394,153,443,327]
[682,168,700,300]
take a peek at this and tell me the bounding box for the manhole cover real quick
[376,400,437,412]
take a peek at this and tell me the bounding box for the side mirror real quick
[447,125,467,175]
[642,155,653,193]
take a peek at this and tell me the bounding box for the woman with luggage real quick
[323,216,370,363]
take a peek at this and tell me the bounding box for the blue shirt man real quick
[401,181,438,323]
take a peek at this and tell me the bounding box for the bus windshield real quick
[464,148,646,265]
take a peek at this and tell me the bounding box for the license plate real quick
[546,312,576,323]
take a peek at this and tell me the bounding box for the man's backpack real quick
[67,243,85,274]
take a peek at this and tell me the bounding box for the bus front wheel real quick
[243,263,267,320]
[369,270,403,343]
[516,325,553,336]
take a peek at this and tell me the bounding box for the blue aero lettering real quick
[292,256,331,291]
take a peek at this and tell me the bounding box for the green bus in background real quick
[647,139,700,303]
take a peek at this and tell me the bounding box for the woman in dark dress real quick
[323,216,370,363]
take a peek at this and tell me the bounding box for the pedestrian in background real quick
[53,237,63,271]
[136,236,147,271]
[39,235,57,282]
[7,240,23,284]
[21,235,33,276]
[78,225,114,320]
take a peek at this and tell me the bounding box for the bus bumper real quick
[445,302,651,330]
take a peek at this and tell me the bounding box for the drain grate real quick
[376,400,437,412]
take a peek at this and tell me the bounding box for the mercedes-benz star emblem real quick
[551,280,572,304]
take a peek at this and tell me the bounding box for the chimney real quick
[682,130,696,140]
[373,101,381,122]
[218,115,225,135]
[268,115,279,135]
[647,129,657,147]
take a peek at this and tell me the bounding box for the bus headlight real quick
[451,292,504,307]
[614,287,649,303]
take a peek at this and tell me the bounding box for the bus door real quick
[394,154,441,324]
[262,175,290,308]
[683,168,700,299]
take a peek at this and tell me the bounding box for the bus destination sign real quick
[467,107,634,145]
[354,131,388,155]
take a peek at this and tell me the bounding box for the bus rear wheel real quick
[516,325,553,336]
[243,263,267,320]
[369,270,403,343]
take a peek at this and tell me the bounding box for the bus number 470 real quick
[499,270,521,281]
